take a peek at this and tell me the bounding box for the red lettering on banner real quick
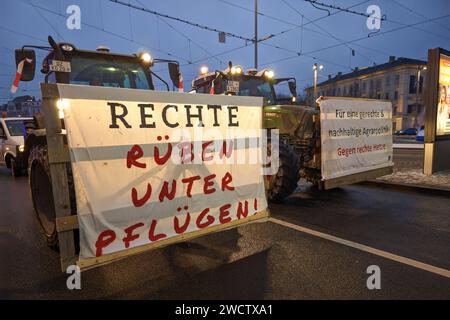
[174,213,191,234]
[221,172,235,191]
[181,175,201,198]
[122,222,144,248]
[154,142,172,165]
[219,203,232,224]
[219,140,233,159]
[148,219,167,242]
[159,180,176,202]
[131,183,152,207]
[202,141,214,161]
[95,230,116,257]
[237,200,249,219]
[203,174,217,194]
[178,142,194,164]
[127,144,146,169]
[196,208,214,228]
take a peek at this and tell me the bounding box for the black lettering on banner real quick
[162,104,179,128]
[228,105,239,127]
[138,103,156,128]
[108,102,131,129]
[207,105,222,127]
[185,105,205,127]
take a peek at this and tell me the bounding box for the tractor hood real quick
[263,104,318,137]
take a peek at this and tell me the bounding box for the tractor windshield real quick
[69,55,151,89]
[233,78,276,105]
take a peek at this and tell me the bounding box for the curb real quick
[359,180,450,196]
[393,144,424,149]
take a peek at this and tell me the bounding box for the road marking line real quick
[270,217,450,279]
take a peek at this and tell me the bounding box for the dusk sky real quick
[1,0,450,101]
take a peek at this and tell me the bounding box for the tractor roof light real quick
[138,51,153,65]
[200,65,209,75]
[230,65,243,75]
[264,70,274,79]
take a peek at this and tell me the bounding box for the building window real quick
[409,75,417,94]
[385,92,390,100]
[407,104,417,114]
[376,79,382,91]
[394,91,399,100]
[419,76,424,93]
[395,74,400,86]
[354,83,359,96]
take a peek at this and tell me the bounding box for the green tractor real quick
[191,64,321,202]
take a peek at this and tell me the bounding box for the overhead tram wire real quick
[109,0,254,42]
[304,0,450,42]
[16,0,192,64]
[217,0,392,64]
[281,0,376,65]
[134,0,225,65]
[390,0,450,33]
[28,0,66,42]
[261,12,450,67]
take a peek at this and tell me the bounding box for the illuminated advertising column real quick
[424,48,450,175]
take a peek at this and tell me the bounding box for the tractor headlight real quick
[56,99,70,119]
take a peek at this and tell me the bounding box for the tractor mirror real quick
[15,49,36,81]
[288,81,297,97]
[168,62,181,89]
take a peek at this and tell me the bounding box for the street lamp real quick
[313,63,324,103]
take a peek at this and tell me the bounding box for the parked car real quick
[395,128,418,136]
[416,126,425,142]
[0,116,31,177]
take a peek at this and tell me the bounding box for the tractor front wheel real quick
[265,141,301,202]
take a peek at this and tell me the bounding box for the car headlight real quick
[18,145,24,152]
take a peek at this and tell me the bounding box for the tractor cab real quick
[190,63,298,106]
[15,36,182,92]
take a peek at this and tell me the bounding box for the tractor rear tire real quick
[28,144,79,251]
[265,141,300,202]
[29,144,58,249]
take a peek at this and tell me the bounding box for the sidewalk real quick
[376,169,450,191]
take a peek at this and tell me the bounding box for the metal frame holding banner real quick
[424,48,450,175]
[318,97,394,189]
[40,83,269,271]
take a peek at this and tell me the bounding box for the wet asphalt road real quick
[1,162,449,299]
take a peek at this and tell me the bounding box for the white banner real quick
[320,98,393,180]
[57,84,267,261]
